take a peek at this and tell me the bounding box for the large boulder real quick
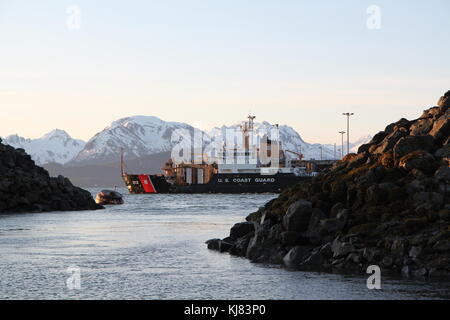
[331,237,356,259]
[206,90,450,280]
[305,208,327,245]
[429,111,450,143]
[410,118,434,136]
[435,144,450,159]
[206,238,221,251]
[437,90,450,107]
[230,222,255,239]
[282,200,313,232]
[374,128,408,154]
[283,246,312,269]
[435,166,450,182]
[393,135,434,160]
[298,244,332,271]
[0,142,102,213]
[246,235,283,263]
[280,231,303,246]
[398,151,437,174]
[229,233,253,256]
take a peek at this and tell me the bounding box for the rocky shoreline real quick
[0,140,103,213]
[207,91,450,279]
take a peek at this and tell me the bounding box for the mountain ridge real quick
[2,129,85,165]
[3,116,372,166]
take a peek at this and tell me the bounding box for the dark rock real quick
[428,230,450,246]
[318,242,333,259]
[391,238,408,256]
[268,223,283,241]
[398,151,437,174]
[410,118,434,136]
[429,268,449,278]
[401,265,411,277]
[372,131,388,144]
[412,267,428,277]
[432,240,450,252]
[331,237,356,258]
[298,249,327,271]
[218,239,234,253]
[374,130,408,155]
[319,217,345,234]
[330,202,345,217]
[206,91,450,279]
[363,247,382,264]
[229,233,253,256]
[206,238,221,251]
[246,235,281,263]
[305,208,327,245]
[230,222,255,239]
[435,145,450,159]
[412,192,444,210]
[429,111,450,143]
[358,143,371,154]
[283,246,312,269]
[409,246,422,260]
[280,231,303,246]
[438,209,450,222]
[381,256,394,268]
[405,179,426,195]
[282,200,312,232]
[437,90,450,107]
[393,135,434,160]
[367,184,385,205]
[346,252,361,264]
[0,142,102,213]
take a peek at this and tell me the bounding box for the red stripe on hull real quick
[138,175,156,193]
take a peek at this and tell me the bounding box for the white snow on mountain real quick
[3,129,85,165]
[71,116,196,164]
[1,116,372,165]
[349,134,373,153]
[207,121,339,160]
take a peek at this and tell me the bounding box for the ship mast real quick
[244,115,256,151]
[248,115,255,130]
[120,147,125,176]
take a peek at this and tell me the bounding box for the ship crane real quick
[285,149,304,160]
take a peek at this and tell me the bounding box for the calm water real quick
[0,189,449,300]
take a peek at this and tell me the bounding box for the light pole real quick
[339,131,345,159]
[319,145,323,161]
[342,113,354,155]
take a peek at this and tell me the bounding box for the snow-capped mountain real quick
[2,116,372,166]
[70,116,196,165]
[349,134,373,153]
[207,121,338,160]
[3,129,85,165]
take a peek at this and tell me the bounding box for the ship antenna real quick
[248,115,256,130]
[120,147,125,176]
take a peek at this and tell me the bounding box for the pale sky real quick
[0,0,449,144]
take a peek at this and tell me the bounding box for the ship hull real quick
[123,173,311,194]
